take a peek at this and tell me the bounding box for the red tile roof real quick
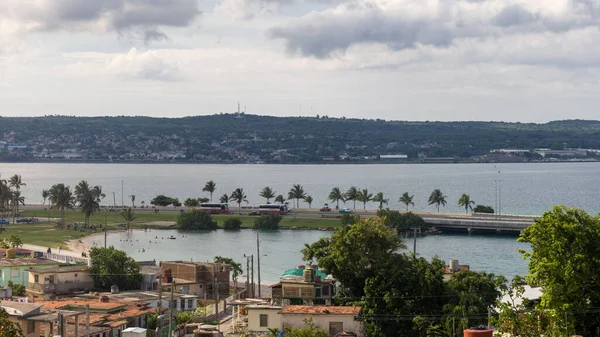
[280,305,361,315]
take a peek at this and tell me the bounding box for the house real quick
[280,305,364,337]
[160,261,230,300]
[272,265,334,306]
[0,258,59,287]
[139,262,160,291]
[0,300,86,337]
[246,304,283,333]
[27,265,94,298]
[84,290,198,312]
[443,259,470,281]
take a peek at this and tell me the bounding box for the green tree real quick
[372,192,388,209]
[473,205,494,213]
[89,246,142,290]
[150,195,177,206]
[357,188,373,209]
[344,186,359,209]
[49,183,75,225]
[10,190,24,220]
[0,309,25,337]
[130,194,136,208]
[304,195,313,208]
[328,187,345,208]
[399,192,415,211]
[229,188,248,211]
[0,177,12,222]
[284,318,329,337]
[7,280,26,296]
[442,270,505,334]
[274,194,286,204]
[197,197,209,204]
[254,214,281,230]
[176,209,218,230]
[287,184,307,208]
[457,193,475,214]
[219,193,229,204]
[121,207,136,229]
[378,210,426,233]
[519,206,600,334]
[203,180,217,202]
[9,234,23,249]
[260,186,276,203]
[184,198,199,207]
[175,311,194,325]
[214,256,243,296]
[428,189,447,212]
[74,180,105,226]
[8,174,25,216]
[302,217,404,298]
[223,217,242,230]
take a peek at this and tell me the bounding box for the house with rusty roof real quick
[280,305,364,337]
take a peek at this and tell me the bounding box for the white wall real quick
[248,309,283,332]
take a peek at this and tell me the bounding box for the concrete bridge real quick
[421,213,537,233]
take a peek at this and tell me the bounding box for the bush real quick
[224,218,242,230]
[341,213,360,226]
[151,195,180,207]
[7,281,26,296]
[184,198,199,207]
[378,209,426,233]
[176,209,217,230]
[473,205,495,213]
[254,214,281,230]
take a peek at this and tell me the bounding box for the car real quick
[319,206,331,212]
[0,219,9,225]
[339,208,352,214]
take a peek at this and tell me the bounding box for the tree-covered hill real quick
[0,114,598,163]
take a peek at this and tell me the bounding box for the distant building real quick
[6,143,27,151]
[534,148,588,158]
[280,305,364,337]
[27,265,93,299]
[271,265,334,306]
[160,261,230,300]
[490,149,530,154]
[0,258,59,287]
[443,259,470,282]
[379,154,408,161]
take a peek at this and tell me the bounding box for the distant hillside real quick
[0,114,599,163]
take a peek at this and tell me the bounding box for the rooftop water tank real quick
[449,259,459,272]
[111,285,119,294]
[464,327,492,337]
[303,267,314,283]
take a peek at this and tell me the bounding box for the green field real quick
[10,209,342,248]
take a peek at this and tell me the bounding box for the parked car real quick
[319,206,331,212]
[0,219,9,225]
[339,208,352,214]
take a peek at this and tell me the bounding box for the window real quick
[259,314,268,327]
[315,288,321,297]
[34,275,39,283]
[188,299,193,309]
[329,322,343,336]
[27,320,35,334]
[180,299,185,310]
[322,285,330,296]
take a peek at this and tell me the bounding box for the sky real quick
[1,0,600,122]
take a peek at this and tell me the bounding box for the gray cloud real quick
[267,0,600,58]
[2,0,201,42]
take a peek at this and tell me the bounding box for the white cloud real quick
[105,48,183,81]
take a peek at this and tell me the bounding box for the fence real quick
[42,253,91,266]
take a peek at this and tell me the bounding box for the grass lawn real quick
[0,222,108,249]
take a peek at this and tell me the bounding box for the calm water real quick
[1,162,599,215]
[2,162,596,281]
[86,229,530,283]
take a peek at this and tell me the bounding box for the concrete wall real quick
[27,270,94,296]
[282,314,364,337]
[7,316,52,337]
[0,264,59,287]
[247,309,282,332]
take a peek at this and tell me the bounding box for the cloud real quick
[267,0,600,58]
[215,0,295,20]
[106,48,183,81]
[0,0,201,42]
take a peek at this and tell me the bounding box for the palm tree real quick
[74,181,105,226]
[0,178,12,223]
[458,193,475,214]
[428,189,447,212]
[121,207,136,230]
[274,195,285,204]
[287,184,307,208]
[140,201,145,208]
[50,184,75,225]
[357,188,373,210]
[373,192,388,209]
[214,256,243,299]
[399,192,415,211]
[203,181,217,202]
[130,195,136,208]
[328,187,345,209]
[260,187,276,204]
[229,188,248,211]
[345,186,359,209]
[10,190,25,222]
[9,235,23,249]
[219,193,229,204]
[304,195,313,208]
[41,189,49,206]
[8,174,25,191]
[8,175,25,217]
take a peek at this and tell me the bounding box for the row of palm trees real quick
[199,181,477,213]
[41,181,105,225]
[0,174,26,222]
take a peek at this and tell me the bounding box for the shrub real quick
[224,218,242,230]
[473,205,495,213]
[176,209,218,230]
[254,214,281,230]
[378,210,426,233]
[150,195,180,207]
[341,213,360,226]
[184,198,199,207]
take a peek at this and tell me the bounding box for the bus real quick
[258,204,290,215]
[199,203,230,214]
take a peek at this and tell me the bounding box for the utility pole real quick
[251,255,254,298]
[112,192,116,208]
[257,231,261,298]
[86,304,90,337]
[104,211,107,248]
[121,180,124,207]
[169,282,174,337]
[245,255,250,298]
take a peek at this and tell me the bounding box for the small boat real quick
[167,235,176,240]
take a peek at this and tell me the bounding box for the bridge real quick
[421,213,537,233]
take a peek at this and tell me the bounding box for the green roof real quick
[281,268,328,279]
